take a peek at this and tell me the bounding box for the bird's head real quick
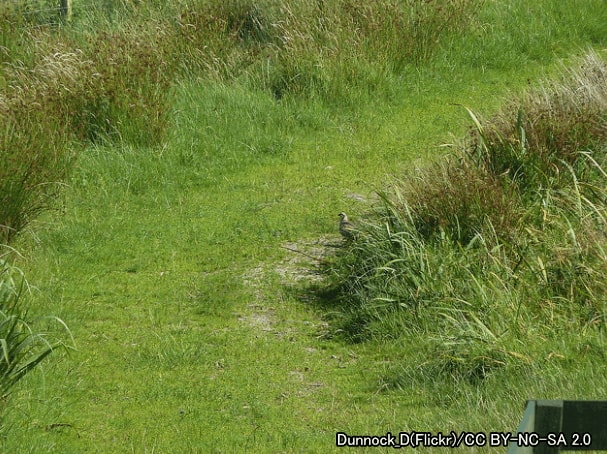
[338,212,347,220]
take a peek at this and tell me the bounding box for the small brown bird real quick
[338,212,355,240]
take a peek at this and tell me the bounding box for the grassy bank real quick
[323,51,607,383]
[1,0,607,452]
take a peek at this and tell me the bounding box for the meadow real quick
[1,0,607,452]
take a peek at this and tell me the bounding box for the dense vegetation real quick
[1,0,487,243]
[324,51,607,382]
[1,0,607,451]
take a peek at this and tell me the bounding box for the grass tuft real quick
[0,251,71,403]
[321,50,607,382]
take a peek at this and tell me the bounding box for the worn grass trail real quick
[3,63,589,452]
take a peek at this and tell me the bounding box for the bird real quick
[338,212,356,240]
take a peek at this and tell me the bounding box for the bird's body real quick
[338,212,355,240]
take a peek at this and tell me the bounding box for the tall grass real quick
[167,0,482,98]
[321,51,607,383]
[0,10,175,241]
[464,51,607,198]
[0,252,71,403]
[0,50,77,243]
[0,0,483,242]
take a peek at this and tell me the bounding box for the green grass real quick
[0,255,70,401]
[2,0,607,452]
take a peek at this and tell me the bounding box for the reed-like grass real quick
[463,51,607,197]
[0,252,71,403]
[321,51,607,384]
[0,10,176,241]
[0,49,78,243]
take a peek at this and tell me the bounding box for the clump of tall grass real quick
[464,50,607,196]
[321,51,607,383]
[76,23,176,145]
[0,48,79,243]
[264,0,481,99]
[0,251,71,403]
[0,16,176,241]
[173,0,482,98]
